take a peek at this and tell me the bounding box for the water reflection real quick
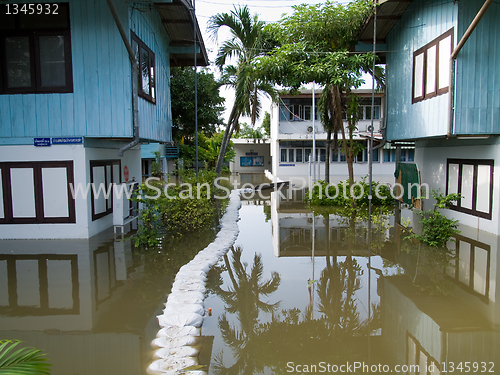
[208,246,280,375]
[204,187,500,374]
[0,228,217,375]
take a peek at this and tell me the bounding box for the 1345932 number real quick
[4,3,59,15]
[441,362,494,373]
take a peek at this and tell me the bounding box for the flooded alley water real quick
[1,179,499,374]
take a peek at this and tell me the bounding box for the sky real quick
[193,0,347,128]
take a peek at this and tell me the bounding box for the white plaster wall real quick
[230,142,271,173]
[0,144,141,239]
[276,161,396,182]
[415,143,500,235]
[85,146,141,238]
[0,145,88,239]
[0,238,94,331]
[278,119,380,136]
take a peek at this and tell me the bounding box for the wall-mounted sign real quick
[52,137,83,144]
[34,138,51,147]
[124,166,129,182]
[279,163,295,167]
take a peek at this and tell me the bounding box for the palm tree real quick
[208,6,276,175]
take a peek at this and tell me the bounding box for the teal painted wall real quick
[454,0,500,135]
[0,0,172,143]
[130,3,172,143]
[385,0,457,141]
[386,0,500,140]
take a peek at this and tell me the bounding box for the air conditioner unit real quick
[307,126,314,133]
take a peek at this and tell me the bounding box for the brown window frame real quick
[447,234,490,303]
[0,254,79,316]
[0,3,73,94]
[0,161,76,224]
[412,28,453,104]
[131,31,156,104]
[445,158,494,220]
[406,332,440,374]
[90,159,121,221]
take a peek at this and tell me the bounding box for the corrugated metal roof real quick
[155,0,209,67]
[356,0,414,63]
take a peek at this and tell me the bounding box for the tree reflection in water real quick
[210,246,281,375]
[209,209,384,374]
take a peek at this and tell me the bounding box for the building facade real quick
[270,89,409,183]
[0,0,207,239]
[360,0,500,234]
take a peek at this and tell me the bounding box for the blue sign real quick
[34,138,51,147]
[52,137,83,144]
[279,163,295,167]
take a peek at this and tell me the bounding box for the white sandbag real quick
[171,282,207,294]
[150,189,242,374]
[167,291,204,305]
[157,326,200,338]
[163,303,204,316]
[157,312,203,328]
[147,357,197,373]
[151,335,197,349]
[154,345,199,359]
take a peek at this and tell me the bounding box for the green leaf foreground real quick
[0,340,51,375]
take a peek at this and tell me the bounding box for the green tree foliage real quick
[178,132,235,170]
[234,122,265,139]
[150,151,163,179]
[307,178,393,208]
[170,67,225,142]
[261,111,271,137]
[0,340,51,375]
[257,0,374,187]
[208,5,277,175]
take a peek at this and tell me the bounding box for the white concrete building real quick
[270,89,412,182]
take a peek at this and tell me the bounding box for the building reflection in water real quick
[0,231,161,375]
[267,188,500,372]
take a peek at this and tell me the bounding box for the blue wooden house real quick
[0,0,207,238]
[359,0,500,235]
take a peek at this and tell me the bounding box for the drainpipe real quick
[447,0,493,139]
[106,0,141,156]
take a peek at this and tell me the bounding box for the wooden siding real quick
[454,1,500,135]
[0,0,172,143]
[385,0,457,141]
[130,4,172,143]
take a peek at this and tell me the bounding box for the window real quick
[0,3,73,94]
[280,148,287,162]
[131,31,156,103]
[0,161,75,224]
[446,159,493,219]
[372,149,379,163]
[90,160,121,221]
[296,149,303,163]
[407,333,440,375]
[0,254,79,316]
[446,234,490,301]
[412,29,453,103]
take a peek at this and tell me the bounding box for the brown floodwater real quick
[0,183,499,375]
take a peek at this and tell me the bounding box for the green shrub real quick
[412,190,461,247]
[307,177,393,208]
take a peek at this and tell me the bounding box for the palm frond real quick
[0,340,51,375]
